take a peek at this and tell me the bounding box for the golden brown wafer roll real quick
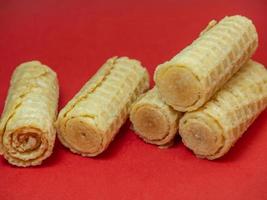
[179,60,267,159]
[0,61,59,167]
[130,87,182,146]
[56,57,149,157]
[154,15,258,112]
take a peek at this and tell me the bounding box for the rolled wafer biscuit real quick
[0,61,59,167]
[154,15,258,112]
[56,57,149,157]
[179,60,267,160]
[130,87,182,146]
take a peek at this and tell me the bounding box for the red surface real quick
[0,0,267,199]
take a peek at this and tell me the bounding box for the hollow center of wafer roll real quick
[11,128,42,153]
[64,117,103,154]
[157,66,200,110]
[180,118,224,157]
[132,106,169,141]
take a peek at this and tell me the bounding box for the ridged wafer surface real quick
[154,15,258,112]
[130,87,182,146]
[56,57,149,156]
[179,60,267,159]
[0,61,59,167]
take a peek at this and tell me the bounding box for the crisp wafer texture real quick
[130,87,182,146]
[154,15,258,112]
[179,60,267,160]
[0,61,59,167]
[56,57,149,157]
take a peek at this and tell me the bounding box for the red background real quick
[0,0,267,199]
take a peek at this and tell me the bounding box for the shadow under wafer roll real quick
[179,60,267,159]
[56,57,149,157]
[0,61,59,167]
[154,15,258,112]
[130,87,182,146]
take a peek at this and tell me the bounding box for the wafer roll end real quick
[131,103,171,146]
[179,113,224,160]
[130,88,181,146]
[57,117,107,157]
[154,63,202,112]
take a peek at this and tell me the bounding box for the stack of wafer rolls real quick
[150,15,267,159]
[130,87,182,146]
[0,61,59,167]
[179,60,267,159]
[129,15,267,157]
[154,15,258,112]
[56,57,149,157]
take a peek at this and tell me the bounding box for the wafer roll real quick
[56,57,149,157]
[130,87,182,146]
[0,61,59,167]
[179,60,267,160]
[154,15,258,112]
